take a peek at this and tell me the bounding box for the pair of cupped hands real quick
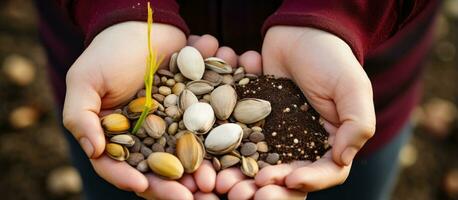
[63,22,375,200]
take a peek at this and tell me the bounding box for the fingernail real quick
[341,147,358,166]
[79,137,94,158]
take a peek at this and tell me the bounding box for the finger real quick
[215,46,238,68]
[187,35,201,46]
[194,160,216,193]
[137,173,193,200]
[194,192,220,200]
[285,151,351,192]
[254,185,306,200]
[255,161,309,187]
[216,168,246,194]
[190,34,219,58]
[63,74,105,158]
[179,174,198,193]
[238,50,262,75]
[332,73,375,166]
[91,155,148,193]
[228,180,257,200]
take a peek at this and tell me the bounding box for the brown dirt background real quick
[0,0,457,199]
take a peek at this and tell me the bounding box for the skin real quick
[64,21,375,199]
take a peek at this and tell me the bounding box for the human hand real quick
[225,26,376,199]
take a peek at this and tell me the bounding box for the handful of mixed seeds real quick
[100,3,329,181]
[101,45,330,180]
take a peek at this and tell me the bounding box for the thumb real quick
[332,73,375,166]
[63,70,105,158]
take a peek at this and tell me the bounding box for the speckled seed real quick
[154,75,161,86]
[158,69,174,77]
[249,152,259,160]
[159,86,172,96]
[249,132,265,143]
[257,160,271,169]
[142,137,155,146]
[152,143,165,152]
[256,142,269,153]
[172,82,186,95]
[165,146,175,154]
[136,160,149,173]
[164,117,174,125]
[161,76,167,84]
[168,122,178,135]
[152,86,159,94]
[241,142,257,156]
[136,128,148,139]
[266,153,280,165]
[141,145,153,157]
[242,128,252,139]
[238,78,250,85]
[127,153,145,166]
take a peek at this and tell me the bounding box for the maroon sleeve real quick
[60,0,189,45]
[262,0,425,64]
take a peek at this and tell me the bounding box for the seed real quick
[152,143,165,152]
[161,76,167,84]
[232,67,245,81]
[183,103,215,134]
[169,52,179,73]
[242,128,252,139]
[110,134,135,147]
[220,155,240,169]
[212,157,221,171]
[147,152,184,180]
[203,70,223,85]
[163,94,178,108]
[176,131,205,173]
[256,142,269,153]
[221,75,234,85]
[249,132,265,143]
[101,113,130,133]
[140,145,153,157]
[165,106,182,121]
[251,126,262,132]
[154,74,161,86]
[166,79,176,87]
[168,122,178,135]
[186,80,214,95]
[106,143,129,161]
[238,78,250,85]
[127,153,144,166]
[158,136,167,146]
[240,142,257,156]
[136,160,149,173]
[173,73,186,83]
[249,152,260,160]
[142,114,166,139]
[178,89,198,111]
[204,57,232,74]
[257,160,271,169]
[233,98,272,124]
[153,94,165,102]
[205,123,243,155]
[129,135,142,153]
[241,157,259,177]
[165,146,176,154]
[177,46,205,80]
[210,84,237,120]
[265,153,280,165]
[172,82,186,95]
[142,137,155,146]
[158,69,174,77]
[136,89,146,97]
[159,86,172,96]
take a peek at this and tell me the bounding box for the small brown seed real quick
[257,160,271,169]
[142,137,155,146]
[165,106,182,121]
[174,73,186,83]
[152,86,159,94]
[251,126,262,132]
[159,86,172,96]
[127,153,145,166]
[168,122,178,135]
[161,76,168,84]
[249,152,259,160]
[249,132,265,143]
[153,74,161,86]
[141,145,153,157]
[165,146,175,154]
[241,142,257,156]
[136,128,148,139]
[153,94,165,102]
[256,142,269,153]
[137,160,149,173]
[129,135,142,153]
[158,136,167,147]
[221,74,234,85]
[158,69,174,77]
[152,143,165,152]
[265,153,280,165]
[242,128,252,139]
[164,117,174,125]
[136,89,146,97]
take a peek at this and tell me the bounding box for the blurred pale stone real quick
[444,0,458,18]
[2,54,35,86]
[399,143,417,168]
[47,166,82,195]
[444,168,458,199]
[9,106,39,129]
[421,98,457,138]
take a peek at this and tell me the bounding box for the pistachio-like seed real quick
[220,155,240,169]
[178,89,198,111]
[241,156,259,177]
[106,143,129,161]
[110,134,135,147]
[176,131,205,173]
[174,73,186,83]
[142,114,166,139]
[256,141,269,153]
[172,82,186,95]
[204,57,232,74]
[165,106,182,121]
[159,86,172,96]
[137,160,149,173]
[163,94,178,108]
[221,74,234,85]
[168,122,178,135]
[183,103,215,134]
[169,52,178,73]
[147,152,184,180]
[212,157,221,171]
[101,113,130,133]
[186,80,214,95]
[233,98,272,124]
[238,78,250,85]
[177,46,205,80]
[127,152,144,166]
[205,123,243,155]
[210,84,237,120]
[203,70,223,85]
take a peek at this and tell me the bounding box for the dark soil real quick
[236,76,330,162]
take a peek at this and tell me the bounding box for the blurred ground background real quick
[0,0,457,200]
